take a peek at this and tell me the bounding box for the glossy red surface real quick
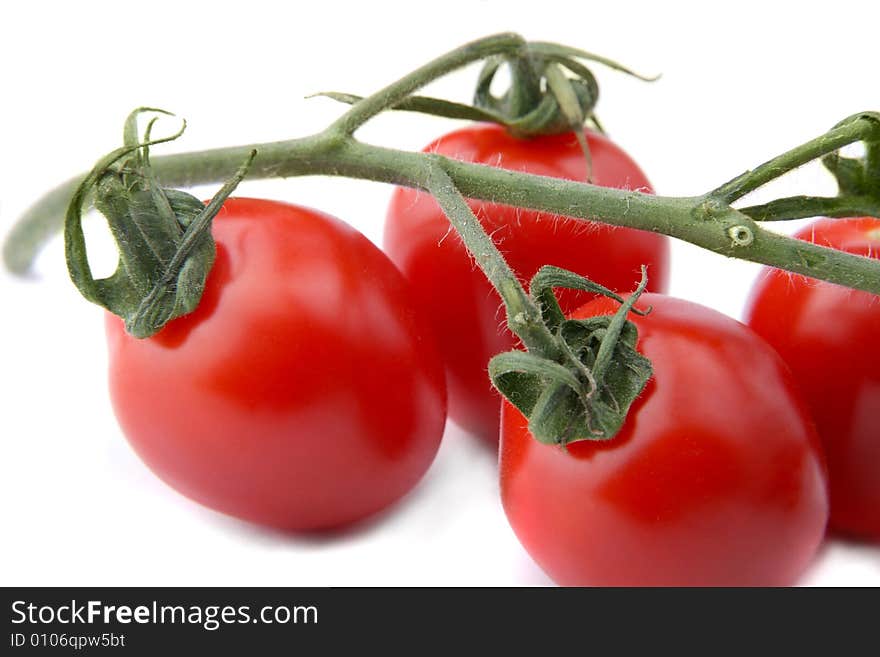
[107,198,446,530]
[384,125,669,441]
[500,294,828,586]
[746,217,880,540]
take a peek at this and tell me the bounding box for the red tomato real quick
[106,198,446,530]
[384,124,670,441]
[500,294,828,586]
[745,217,880,540]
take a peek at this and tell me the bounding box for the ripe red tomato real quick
[500,294,828,586]
[384,124,670,441]
[745,217,880,540]
[106,198,447,530]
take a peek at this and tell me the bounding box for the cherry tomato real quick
[500,294,828,586]
[384,125,670,441]
[745,217,880,540]
[106,198,446,531]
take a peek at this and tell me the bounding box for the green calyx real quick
[472,52,600,138]
[489,266,653,446]
[424,161,652,446]
[313,40,656,140]
[65,108,254,338]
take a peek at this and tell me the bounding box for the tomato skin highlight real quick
[106,198,446,531]
[384,125,670,442]
[745,217,880,541]
[500,294,828,586]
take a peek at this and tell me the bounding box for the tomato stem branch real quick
[710,113,880,203]
[328,32,526,137]
[5,42,880,297]
[6,131,880,294]
[424,164,559,359]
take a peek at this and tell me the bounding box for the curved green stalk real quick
[5,35,880,298]
[6,133,880,294]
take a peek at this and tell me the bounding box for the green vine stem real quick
[424,164,559,360]
[4,33,880,298]
[7,131,880,294]
[709,113,880,204]
[328,32,526,136]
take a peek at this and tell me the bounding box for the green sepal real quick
[504,80,599,139]
[490,315,651,444]
[64,109,254,338]
[560,316,653,437]
[489,352,586,415]
[311,91,508,125]
[473,54,600,138]
[529,265,648,331]
[489,266,653,445]
[93,182,217,337]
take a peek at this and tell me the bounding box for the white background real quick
[2,0,879,586]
